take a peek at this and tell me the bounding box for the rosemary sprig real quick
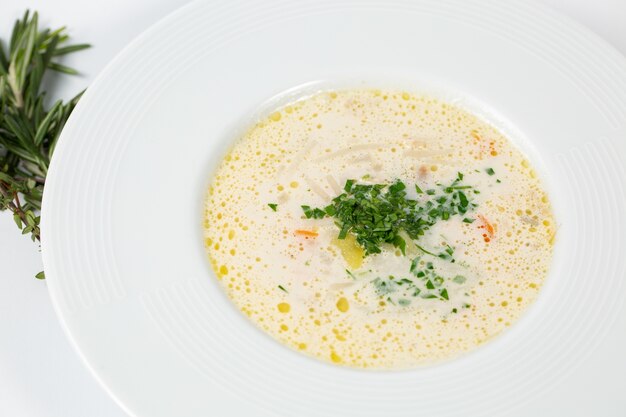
[0,11,89,259]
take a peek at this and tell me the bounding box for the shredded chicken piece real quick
[326,175,341,194]
[304,176,330,200]
[283,140,318,173]
[313,144,382,162]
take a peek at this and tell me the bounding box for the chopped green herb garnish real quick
[268,203,278,211]
[277,285,288,293]
[301,175,477,257]
[346,269,356,280]
[392,235,406,255]
[452,275,466,284]
[374,250,468,304]
[463,217,475,223]
[372,276,397,295]
[324,204,336,216]
[410,257,421,274]
[458,191,468,208]
[301,205,325,219]
[486,168,495,176]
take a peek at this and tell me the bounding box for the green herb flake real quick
[392,235,406,255]
[268,203,278,211]
[452,275,467,284]
[410,257,421,274]
[301,205,325,219]
[277,285,288,293]
[486,168,495,176]
[458,191,468,208]
[372,277,396,295]
[398,299,411,307]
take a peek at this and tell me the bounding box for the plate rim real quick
[41,1,626,416]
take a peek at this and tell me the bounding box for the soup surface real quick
[204,89,555,369]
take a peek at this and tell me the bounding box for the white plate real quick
[41,1,626,416]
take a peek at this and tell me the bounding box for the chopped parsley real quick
[439,288,449,300]
[370,256,468,306]
[277,285,288,293]
[437,244,455,261]
[452,275,466,284]
[300,175,477,256]
[268,203,278,211]
[301,205,326,219]
[372,276,397,295]
[486,167,495,176]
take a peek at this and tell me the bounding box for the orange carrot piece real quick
[295,229,319,237]
[477,214,495,238]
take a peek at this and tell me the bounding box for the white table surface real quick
[0,1,624,416]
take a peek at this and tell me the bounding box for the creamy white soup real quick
[204,89,555,369]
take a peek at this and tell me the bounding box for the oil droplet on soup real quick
[204,89,555,369]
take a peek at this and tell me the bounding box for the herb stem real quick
[414,243,437,257]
